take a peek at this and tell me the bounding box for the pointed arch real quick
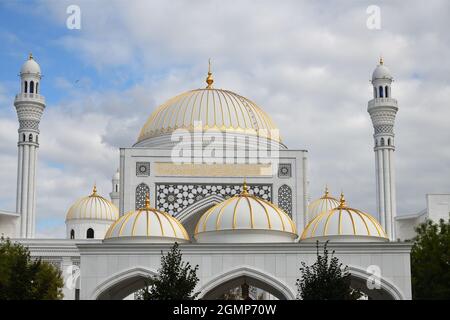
[379,86,383,98]
[199,266,295,300]
[86,228,94,239]
[92,266,158,300]
[135,183,149,209]
[278,185,292,217]
[346,265,405,300]
[177,194,225,222]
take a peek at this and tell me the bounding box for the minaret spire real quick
[15,53,45,238]
[368,57,398,241]
[109,168,120,208]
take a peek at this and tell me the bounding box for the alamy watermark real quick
[169,121,281,175]
[366,5,381,30]
[66,5,81,30]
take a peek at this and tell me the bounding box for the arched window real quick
[278,185,292,217]
[387,138,391,146]
[24,81,28,93]
[28,134,33,142]
[70,229,75,239]
[381,138,385,146]
[36,135,38,144]
[136,183,150,209]
[30,81,34,94]
[379,86,383,98]
[86,228,94,239]
[22,134,26,142]
[385,86,389,98]
[115,184,118,192]
[36,82,39,94]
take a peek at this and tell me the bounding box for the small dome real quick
[105,194,189,242]
[301,193,388,242]
[372,57,392,81]
[307,186,340,222]
[20,53,41,75]
[195,182,297,243]
[66,186,119,221]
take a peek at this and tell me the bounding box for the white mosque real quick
[0,54,448,300]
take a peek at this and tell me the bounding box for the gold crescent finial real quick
[206,58,214,89]
[379,56,384,65]
[324,185,329,197]
[338,191,347,208]
[91,184,97,196]
[29,52,33,60]
[145,192,151,209]
[242,177,249,194]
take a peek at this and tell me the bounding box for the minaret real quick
[14,53,45,238]
[368,57,398,241]
[109,169,120,208]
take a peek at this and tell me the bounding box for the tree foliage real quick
[0,237,64,300]
[296,241,361,300]
[411,217,450,299]
[136,242,199,300]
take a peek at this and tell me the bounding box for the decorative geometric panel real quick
[278,184,292,217]
[156,183,272,216]
[136,162,150,176]
[19,120,39,130]
[374,124,393,134]
[135,183,150,209]
[278,163,292,178]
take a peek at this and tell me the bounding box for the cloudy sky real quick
[0,0,449,237]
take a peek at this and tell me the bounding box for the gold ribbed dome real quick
[136,68,281,144]
[105,194,189,241]
[195,181,297,238]
[301,193,387,241]
[307,186,340,222]
[66,186,119,221]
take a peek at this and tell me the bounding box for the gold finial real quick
[338,192,347,208]
[379,56,384,65]
[205,58,214,89]
[91,184,97,196]
[28,52,33,60]
[144,192,151,209]
[323,185,329,198]
[242,177,249,194]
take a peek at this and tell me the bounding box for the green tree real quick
[296,241,361,300]
[411,217,450,299]
[0,237,64,300]
[136,242,199,300]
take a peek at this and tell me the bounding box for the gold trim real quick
[137,88,282,143]
[195,191,297,235]
[243,195,254,228]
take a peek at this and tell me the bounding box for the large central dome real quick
[134,68,283,148]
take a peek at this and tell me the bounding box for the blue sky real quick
[0,0,449,237]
